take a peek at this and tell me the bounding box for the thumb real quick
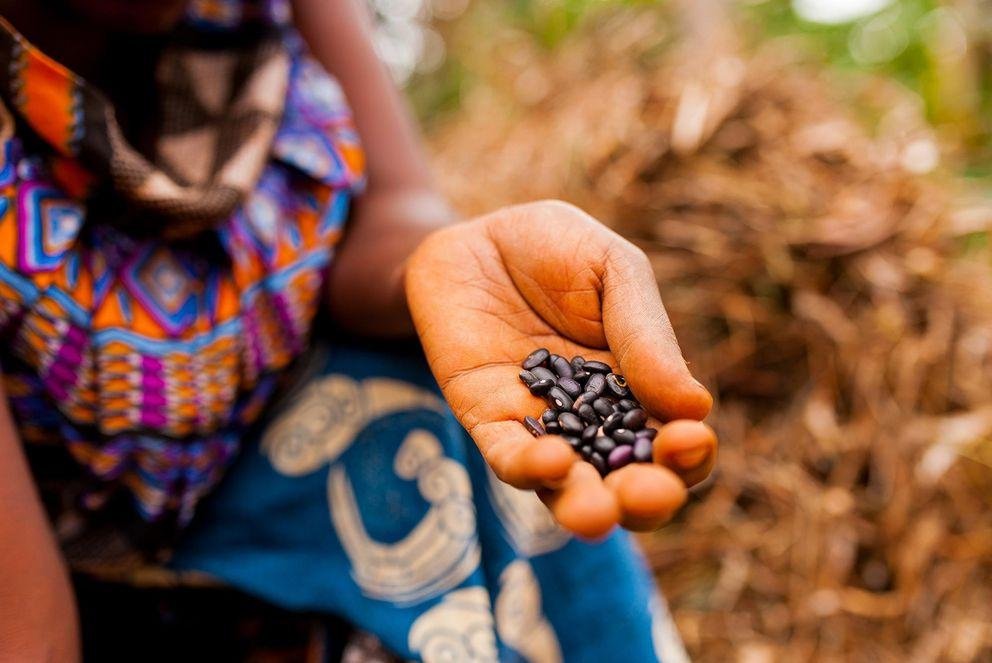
[601,243,712,421]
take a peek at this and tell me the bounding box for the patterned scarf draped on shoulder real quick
[0,13,288,239]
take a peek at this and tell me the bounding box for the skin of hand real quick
[406,200,718,538]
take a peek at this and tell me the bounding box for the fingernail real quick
[670,446,710,470]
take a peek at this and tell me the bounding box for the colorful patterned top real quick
[0,1,364,524]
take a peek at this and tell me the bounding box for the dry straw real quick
[428,2,992,660]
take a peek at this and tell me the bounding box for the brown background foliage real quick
[426,3,992,660]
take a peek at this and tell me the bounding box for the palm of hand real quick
[406,201,716,537]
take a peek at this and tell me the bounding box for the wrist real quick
[327,188,458,338]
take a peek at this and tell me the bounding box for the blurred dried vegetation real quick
[423,0,992,660]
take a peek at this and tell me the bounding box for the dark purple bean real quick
[593,397,615,418]
[636,427,658,441]
[583,360,612,374]
[541,408,558,424]
[572,392,596,412]
[547,387,574,411]
[633,437,654,462]
[522,348,550,370]
[557,377,582,398]
[558,412,583,435]
[523,416,545,437]
[589,452,608,476]
[551,356,574,380]
[582,424,599,443]
[519,370,537,386]
[593,436,616,456]
[529,378,555,396]
[603,411,624,434]
[608,445,633,470]
[545,421,562,435]
[570,355,586,371]
[580,445,594,461]
[618,399,638,412]
[564,436,582,450]
[622,409,647,431]
[531,367,556,382]
[605,373,629,397]
[572,369,590,383]
[611,428,636,445]
[585,373,606,396]
[577,404,599,424]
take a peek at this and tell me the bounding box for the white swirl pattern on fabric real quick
[495,560,563,663]
[485,467,570,557]
[408,587,499,663]
[262,375,446,475]
[328,429,481,605]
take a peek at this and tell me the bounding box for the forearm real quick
[326,188,457,337]
[290,0,460,336]
[0,384,79,662]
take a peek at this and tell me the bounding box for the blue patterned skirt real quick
[170,339,689,662]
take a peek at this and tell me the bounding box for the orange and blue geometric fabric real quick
[0,3,364,523]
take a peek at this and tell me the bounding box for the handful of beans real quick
[518,348,655,476]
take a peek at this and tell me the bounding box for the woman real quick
[0,0,717,659]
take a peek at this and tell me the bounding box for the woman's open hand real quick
[406,201,717,538]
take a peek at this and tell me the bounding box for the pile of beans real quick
[518,348,655,476]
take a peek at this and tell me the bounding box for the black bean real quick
[545,421,562,435]
[611,428,636,445]
[571,392,596,412]
[523,416,545,437]
[551,356,574,380]
[585,373,606,396]
[547,387,574,411]
[577,404,599,424]
[570,355,586,371]
[593,436,616,456]
[582,424,599,443]
[531,367,557,382]
[572,369,590,383]
[593,397,615,418]
[529,378,555,396]
[622,408,647,431]
[589,452,608,476]
[564,436,582,450]
[605,373,629,397]
[618,399,638,412]
[558,412,583,435]
[557,377,582,398]
[580,445,594,461]
[633,437,653,462]
[603,411,624,434]
[519,369,537,386]
[522,348,550,370]
[583,360,612,374]
[636,427,658,441]
[541,408,558,424]
[608,445,633,470]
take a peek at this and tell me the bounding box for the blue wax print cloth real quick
[171,340,689,663]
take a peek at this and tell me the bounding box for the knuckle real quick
[610,239,651,273]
